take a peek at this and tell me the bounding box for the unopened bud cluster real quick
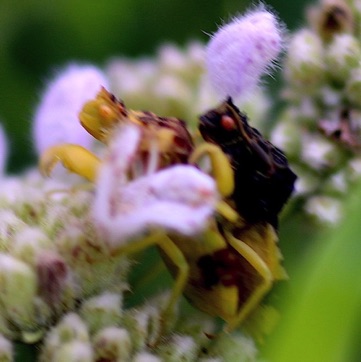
[271,0,361,224]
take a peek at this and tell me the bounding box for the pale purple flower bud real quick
[206,7,285,99]
[33,64,109,155]
[0,124,7,176]
[36,251,68,308]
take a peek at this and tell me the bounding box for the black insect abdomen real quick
[229,140,296,228]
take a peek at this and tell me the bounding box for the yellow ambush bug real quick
[39,88,296,336]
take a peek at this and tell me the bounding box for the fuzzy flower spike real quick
[206,5,285,99]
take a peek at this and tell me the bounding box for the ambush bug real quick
[40,88,296,337]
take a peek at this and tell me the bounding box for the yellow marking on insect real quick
[39,144,100,182]
[189,142,234,197]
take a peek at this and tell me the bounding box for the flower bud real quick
[80,292,123,334]
[270,117,302,159]
[345,66,361,107]
[308,0,354,40]
[0,254,37,331]
[41,313,90,361]
[36,251,69,308]
[93,327,131,361]
[53,341,93,362]
[11,227,52,265]
[284,29,325,90]
[122,306,161,351]
[206,7,284,99]
[300,133,340,170]
[326,33,361,83]
[304,195,342,224]
[157,335,198,362]
[206,332,258,362]
[33,64,109,155]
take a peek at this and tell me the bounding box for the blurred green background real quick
[3,2,361,361]
[0,0,309,172]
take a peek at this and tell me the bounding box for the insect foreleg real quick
[223,231,273,333]
[39,144,101,182]
[189,142,234,197]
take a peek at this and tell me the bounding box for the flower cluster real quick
[0,5,295,362]
[271,0,361,224]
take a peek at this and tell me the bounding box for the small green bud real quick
[50,313,90,344]
[11,227,52,266]
[324,171,348,195]
[0,254,37,331]
[270,116,302,159]
[157,335,198,362]
[326,33,361,84]
[80,292,123,334]
[304,195,342,224]
[300,133,341,170]
[285,29,325,91]
[345,66,361,106]
[40,313,90,361]
[53,341,93,362]
[93,327,131,362]
[206,332,258,362]
[122,305,161,351]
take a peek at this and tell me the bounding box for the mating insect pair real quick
[40,87,296,337]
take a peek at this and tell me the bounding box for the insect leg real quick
[110,231,189,338]
[223,231,273,333]
[157,236,189,322]
[39,144,101,182]
[189,142,234,197]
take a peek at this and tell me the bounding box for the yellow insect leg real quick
[110,231,189,338]
[224,231,273,333]
[39,144,101,182]
[189,142,234,197]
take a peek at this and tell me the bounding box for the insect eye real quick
[220,115,237,131]
[99,105,114,119]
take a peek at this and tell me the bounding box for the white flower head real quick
[0,124,8,176]
[93,124,218,245]
[33,63,109,155]
[206,5,285,99]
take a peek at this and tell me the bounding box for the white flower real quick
[206,6,284,99]
[33,64,109,155]
[305,196,342,224]
[92,124,218,245]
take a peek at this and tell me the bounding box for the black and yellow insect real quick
[40,89,296,337]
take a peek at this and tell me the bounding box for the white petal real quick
[94,146,218,243]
